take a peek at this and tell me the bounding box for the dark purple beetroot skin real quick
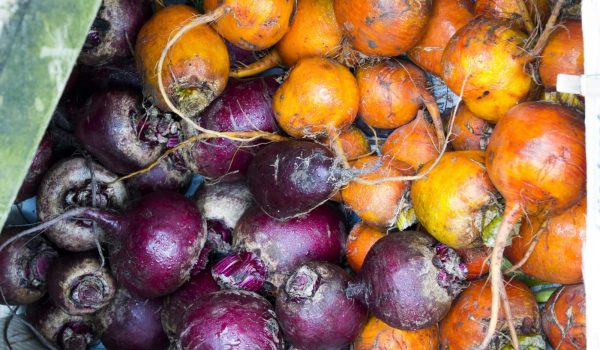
[233,204,346,288]
[76,88,177,174]
[26,298,104,350]
[79,0,152,66]
[347,231,467,330]
[47,252,116,316]
[84,191,207,298]
[161,270,220,340]
[176,290,284,350]
[211,251,268,292]
[15,132,54,202]
[36,157,129,252]
[247,140,344,219]
[0,229,58,305]
[276,262,368,350]
[100,289,169,350]
[125,153,191,196]
[181,77,279,180]
[226,40,265,68]
[75,60,143,102]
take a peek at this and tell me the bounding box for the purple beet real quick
[347,231,467,330]
[161,270,220,340]
[75,88,178,174]
[26,298,104,350]
[0,229,58,305]
[247,140,344,219]
[175,290,284,350]
[15,132,54,202]
[181,77,279,180]
[82,191,207,298]
[47,252,116,315]
[79,0,152,66]
[211,251,268,292]
[37,157,129,252]
[125,153,191,196]
[100,289,169,350]
[75,60,143,100]
[276,262,368,350]
[226,40,265,68]
[233,204,346,287]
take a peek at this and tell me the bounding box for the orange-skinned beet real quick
[542,284,586,350]
[341,156,413,228]
[475,0,550,30]
[354,316,439,350]
[407,0,474,76]
[334,0,432,57]
[505,197,585,284]
[440,279,541,349]
[441,18,533,123]
[447,102,493,151]
[204,0,295,51]
[539,19,584,90]
[273,57,359,138]
[135,5,229,115]
[456,246,491,279]
[345,222,386,272]
[411,151,502,249]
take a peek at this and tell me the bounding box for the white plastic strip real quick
[581,0,600,347]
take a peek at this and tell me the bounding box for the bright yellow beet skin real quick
[441,18,533,123]
[411,150,501,249]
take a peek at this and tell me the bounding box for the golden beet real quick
[447,102,493,151]
[354,316,439,350]
[273,57,359,138]
[135,5,229,115]
[204,0,295,50]
[346,222,386,272]
[539,19,584,90]
[441,18,533,122]
[542,284,586,350]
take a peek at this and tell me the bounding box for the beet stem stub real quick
[211,251,267,292]
[59,322,94,350]
[26,249,57,288]
[284,265,322,302]
[433,243,468,297]
[70,275,108,308]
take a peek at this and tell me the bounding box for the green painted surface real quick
[0,0,102,229]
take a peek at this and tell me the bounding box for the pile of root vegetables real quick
[0,0,588,349]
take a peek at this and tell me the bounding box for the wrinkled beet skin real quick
[16,133,54,202]
[79,0,152,66]
[0,229,58,305]
[101,289,168,350]
[161,270,220,340]
[234,204,346,287]
[90,192,207,298]
[176,290,284,350]
[182,77,279,180]
[75,88,163,174]
[276,262,368,350]
[247,141,341,219]
[352,231,455,330]
[126,154,191,195]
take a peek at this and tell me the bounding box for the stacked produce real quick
[0,0,587,349]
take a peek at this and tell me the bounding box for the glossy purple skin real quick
[176,290,284,350]
[85,192,207,298]
[75,60,143,100]
[101,289,168,350]
[233,204,346,287]
[181,77,279,180]
[276,262,368,350]
[76,89,164,174]
[126,154,191,195]
[0,229,58,305]
[226,40,264,67]
[247,140,342,219]
[348,231,458,330]
[16,133,54,202]
[161,270,220,340]
[79,0,152,66]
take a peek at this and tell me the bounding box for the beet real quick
[181,77,279,180]
[75,88,177,174]
[100,289,169,350]
[226,40,264,68]
[211,251,268,292]
[0,229,58,305]
[26,298,104,350]
[125,154,191,195]
[47,253,116,315]
[194,180,254,230]
[348,231,467,330]
[37,157,129,252]
[15,132,54,202]
[175,290,284,350]
[276,262,368,350]
[233,204,346,287]
[247,140,344,219]
[79,0,152,66]
[83,191,206,298]
[75,60,143,100]
[161,270,220,341]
